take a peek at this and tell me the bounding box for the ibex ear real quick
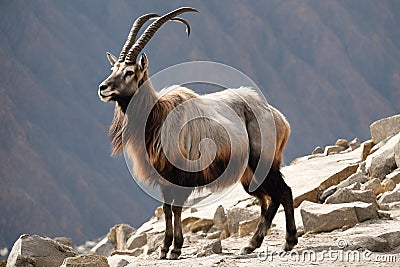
[106,52,117,66]
[139,53,148,71]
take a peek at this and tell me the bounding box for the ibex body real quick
[98,7,297,260]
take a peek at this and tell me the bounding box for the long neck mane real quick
[109,78,158,155]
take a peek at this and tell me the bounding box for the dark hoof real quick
[169,249,181,260]
[159,250,168,259]
[283,236,298,251]
[239,246,255,255]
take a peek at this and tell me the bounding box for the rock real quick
[189,218,214,233]
[182,217,201,233]
[126,233,147,250]
[111,248,144,257]
[154,206,163,219]
[213,205,230,238]
[196,239,222,257]
[312,146,323,155]
[238,217,260,237]
[337,171,368,188]
[395,141,400,167]
[0,247,8,257]
[6,234,76,267]
[54,237,73,247]
[115,259,129,267]
[300,201,378,233]
[370,114,400,144]
[146,233,164,255]
[109,224,136,250]
[349,137,360,150]
[90,236,115,256]
[378,230,400,249]
[190,207,198,213]
[319,186,337,203]
[283,149,361,208]
[226,207,258,235]
[60,254,109,267]
[348,235,391,252]
[361,178,384,195]
[335,138,349,148]
[325,188,378,207]
[324,145,345,155]
[366,133,400,180]
[378,185,400,204]
[206,231,221,239]
[361,140,375,161]
[346,182,361,190]
[377,210,391,219]
[0,260,6,267]
[385,168,400,184]
[382,178,396,192]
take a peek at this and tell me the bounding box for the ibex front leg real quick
[169,205,183,259]
[160,188,173,259]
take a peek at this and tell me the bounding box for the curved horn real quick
[125,7,198,64]
[118,13,160,62]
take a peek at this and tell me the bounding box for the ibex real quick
[98,7,297,259]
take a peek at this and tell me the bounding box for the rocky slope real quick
[4,114,400,266]
[1,0,400,250]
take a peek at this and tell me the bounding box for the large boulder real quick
[283,148,361,207]
[385,168,400,184]
[213,205,230,238]
[348,235,391,252]
[366,133,400,180]
[349,138,361,151]
[126,233,147,250]
[378,184,400,204]
[300,201,378,233]
[53,237,73,248]
[325,188,377,207]
[189,218,214,233]
[361,140,375,161]
[109,224,136,250]
[324,145,345,155]
[196,239,222,257]
[60,254,109,267]
[226,207,258,235]
[395,141,400,167]
[6,235,76,267]
[361,178,384,195]
[370,114,400,144]
[90,236,115,257]
[335,138,349,148]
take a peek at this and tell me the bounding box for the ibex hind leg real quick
[240,167,297,254]
[239,191,279,255]
[266,168,297,251]
[279,176,298,251]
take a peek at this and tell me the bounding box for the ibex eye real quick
[124,70,134,77]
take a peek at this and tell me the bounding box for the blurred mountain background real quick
[0,0,399,249]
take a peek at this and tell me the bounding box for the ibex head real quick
[98,7,198,103]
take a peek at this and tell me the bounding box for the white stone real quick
[90,236,115,256]
[60,254,109,267]
[370,114,400,144]
[300,201,378,233]
[6,235,76,267]
[366,133,400,180]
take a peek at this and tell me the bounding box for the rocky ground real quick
[3,114,400,267]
